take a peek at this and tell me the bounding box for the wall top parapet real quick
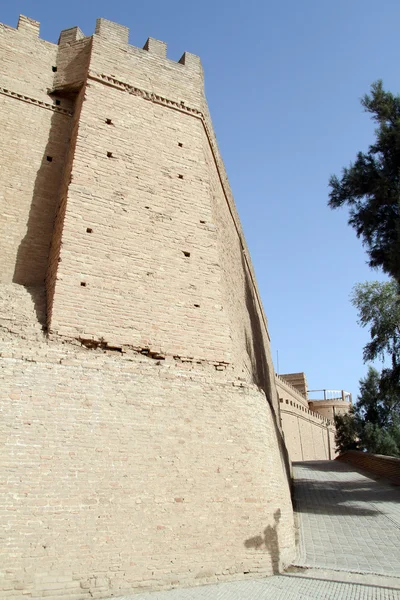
[275,373,307,400]
[308,389,352,404]
[4,15,202,76]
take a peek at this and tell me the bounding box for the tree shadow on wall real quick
[241,253,293,492]
[244,509,281,574]
[12,100,74,328]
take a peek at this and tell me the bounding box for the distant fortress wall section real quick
[276,375,336,461]
[308,399,351,422]
[0,16,295,600]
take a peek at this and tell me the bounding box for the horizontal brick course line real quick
[0,86,73,116]
[88,72,203,116]
[0,353,235,374]
[88,70,271,341]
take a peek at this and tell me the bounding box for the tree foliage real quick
[356,366,386,426]
[351,280,400,366]
[334,410,360,453]
[335,366,400,457]
[351,280,400,402]
[359,421,400,457]
[329,81,400,284]
[329,82,400,457]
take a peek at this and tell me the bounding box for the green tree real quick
[351,280,400,401]
[335,368,400,457]
[351,280,400,364]
[334,410,360,454]
[348,282,400,456]
[355,367,399,447]
[359,422,399,457]
[329,81,400,284]
[356,366,386,426]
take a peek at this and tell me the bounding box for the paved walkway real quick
[107,460,400,600]
[293,460,400,576]
[112,570,400,599]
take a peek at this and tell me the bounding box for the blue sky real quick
[2,1,398,399]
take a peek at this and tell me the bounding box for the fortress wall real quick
[49,78,233,361]
[45,23,282,398]
[0,16,296,598]
[0,17,56,98]
[46,85,88,325]
[89,27,205,110]
[0,21,74,286]
[276,374,309,409]
[48,29,230,361]
[276,376,335,461]
[202,124,276,397]
[53,37,91,90]
[308,400,351,421]
[278,372,308,398]
[1,289,295,599]
[280,403,334,461]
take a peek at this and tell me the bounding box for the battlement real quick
[17,15,40,37]
[4,15,202,77]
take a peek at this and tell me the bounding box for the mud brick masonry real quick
[0,15,349,599]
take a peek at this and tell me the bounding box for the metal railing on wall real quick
[308,389,352,403]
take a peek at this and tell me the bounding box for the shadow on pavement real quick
[293,460,356,473]
[294,476,400,516]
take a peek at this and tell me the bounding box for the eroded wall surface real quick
[0,16,295,599]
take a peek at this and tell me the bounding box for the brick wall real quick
[0,15,296,599]
[337,451,400,485]
[1,286,295,599]
[276,375,336,461]
[308,399,351,421]
[0,19,74,286]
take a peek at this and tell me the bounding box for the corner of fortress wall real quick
[0,16,298,599]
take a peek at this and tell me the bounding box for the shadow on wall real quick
[12,97,75,327]
[244,509,281,574]
[241,253,293,491]
[242,253,271,401]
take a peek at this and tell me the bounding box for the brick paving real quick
[293,460,400,576]
[107,460,400,599]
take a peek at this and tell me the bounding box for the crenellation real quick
[178,51,203,75]
[143,37,167,58]
[94,17,129,45]
[58,26,85,46]
[17,15,40,37]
